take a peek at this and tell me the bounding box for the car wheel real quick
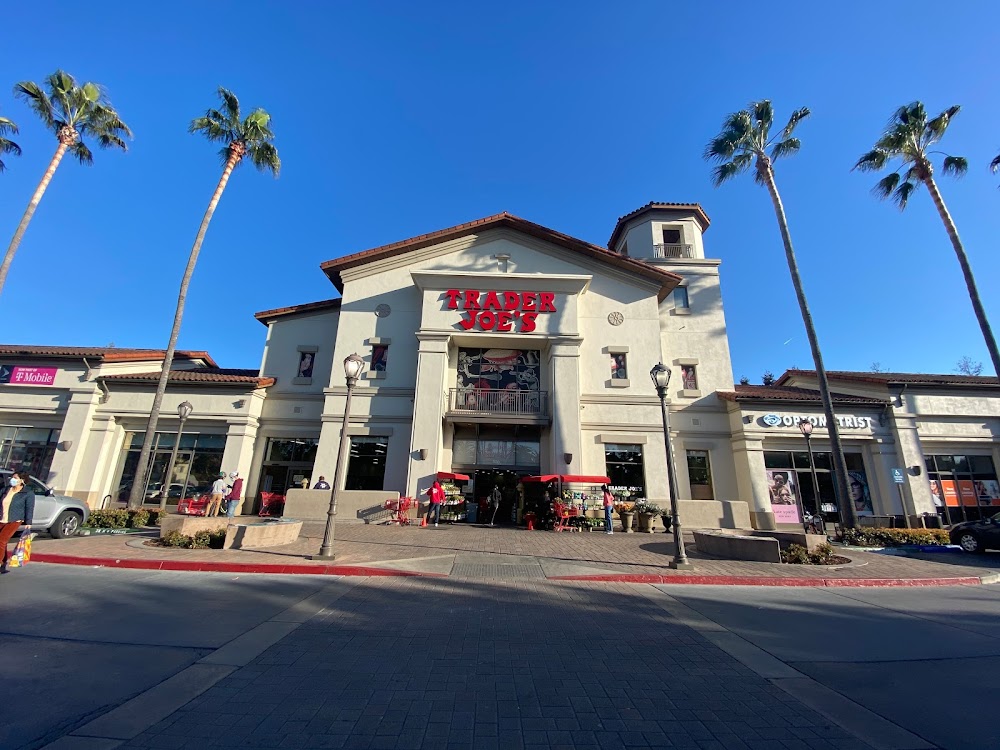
[958,532,983,554]
[50,510,83,539]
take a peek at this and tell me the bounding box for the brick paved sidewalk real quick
[116,578,877,750]
[29,520,1000,583]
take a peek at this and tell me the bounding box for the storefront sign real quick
[444,289,556,333]
[0,365,57,386]
[761,413,874,429]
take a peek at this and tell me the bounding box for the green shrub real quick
[160,530,189,547]
[782,544,811,564]
[156,529,226,549]
[127,509,150,528]
[86,509,130,529]
[809,543,837,564]
[842,527,950,548]
[146,509,165,527]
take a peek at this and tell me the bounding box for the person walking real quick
[225,472,244,518]
[1,472,34,573]
[602,484,615,535]
[489,484,502,527]
[206,472,227,517]
[425,480,444,527]
[312,476,331,490]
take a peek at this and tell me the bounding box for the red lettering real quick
[444,289,461,309]
[520,312,537,333]
[503,292,520,310]
[458,311,477,330]
[478,311,497,330]
[463,290,481,310]
[483,291,502,311]
[522,292,537,311]
[497,311,513,332]
[539,292,556,312]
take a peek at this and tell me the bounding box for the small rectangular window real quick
[686,450,714,500]
[610,353,628,380]
[345,436,388,490]
[372,344,388,372]
[662,227,681,244]
[674,287,689,309]
[681,364,698,390]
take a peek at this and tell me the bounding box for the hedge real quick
[156,530,226,549]
[842,527,950,547]
[85,508,166,529]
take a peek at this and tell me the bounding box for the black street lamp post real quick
[160,401,193,511]
[798,418,825,533]
[314,353,366,559]
[650,362,693,570]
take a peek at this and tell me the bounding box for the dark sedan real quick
[950,512,1000,553]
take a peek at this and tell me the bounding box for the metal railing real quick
[449,388,548,416]
[653,243,694,259]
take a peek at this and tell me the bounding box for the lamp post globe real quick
[314,353,367,559]
[649,361,692,570]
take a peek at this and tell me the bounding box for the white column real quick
[406,333,449,497]
[547,337,583,473]
[222,418,260,513]
[731,436,776,530]
[46,387,100,494]
[889,403,936,515]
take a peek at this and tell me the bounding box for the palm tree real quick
[1,71,131,296]
[705,100,857,529]
[991,151,1000,185]
[127,88,280,508]
[855,103,999,376]
[0,109,21,172]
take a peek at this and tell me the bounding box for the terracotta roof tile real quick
[254,298,342,325]
[717,385,888,406]
[318,213,683,301]
[102,368,274,387]
[0,345,218,368]
[776,369,999,388]
[607,202,711,250]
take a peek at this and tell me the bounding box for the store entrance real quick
[472,469,522,525]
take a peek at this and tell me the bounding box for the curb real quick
[549,573,990,587]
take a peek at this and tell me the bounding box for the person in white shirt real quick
[206,472,227,517]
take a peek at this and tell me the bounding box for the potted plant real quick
[616,500,635,533]
[660,510,673,533]
[634,500,662,533]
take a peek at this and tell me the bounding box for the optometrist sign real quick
[444,289,556,333]
[761,413,875,429]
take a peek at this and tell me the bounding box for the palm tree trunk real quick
[759,162,858,529]
[922,175,1000,376]
[0,143,68,297]
[127,149,241,508]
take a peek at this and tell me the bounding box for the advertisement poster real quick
[976,480,1000,506]
[767,470,801,523]
[848,470,874,516]
[936,479,983,507]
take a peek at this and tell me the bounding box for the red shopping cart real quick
[383,496,415,525]
[259,491,286,517]
[552,500,582,532]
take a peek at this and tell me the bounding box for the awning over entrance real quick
[520,474,610,484]
[437,471,470,481]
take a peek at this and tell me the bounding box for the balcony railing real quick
[653,243,693,259]
[448,388,548,416]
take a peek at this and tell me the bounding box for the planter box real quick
[160,515,232,537]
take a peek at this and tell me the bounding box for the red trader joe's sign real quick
[444,289,556,332]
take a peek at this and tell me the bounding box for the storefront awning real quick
[520,474,561,483]
[437,471,470,481]
[519,474,610,484]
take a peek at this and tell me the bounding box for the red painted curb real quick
[31,553,446,577]
[548,574,985,587]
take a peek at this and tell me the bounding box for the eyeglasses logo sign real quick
[762,413,782,427]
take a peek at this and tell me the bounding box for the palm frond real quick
[991,153,1000,174]
[70,140,94,165]
[219,88,241,121]
[941,155,968,177]
[249,140,280,176]
[0,115,19,136]
[780,107,810,138]
[892,179,918,210]
[927,105,961,139]
[872,173,900,200]
[0,134,22,172]
[710,158,750,186]
[770,138,800,160]
[752,100,773,134]
[13,81,56,130]
[854,148,889,172]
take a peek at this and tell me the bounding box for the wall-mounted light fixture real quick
[563,452,572,465]
[234,399,246,409]
[910,465,922,476]
[57,440,73,451]
[418,448,428,460]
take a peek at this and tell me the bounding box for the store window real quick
[113,431,227,505]
[451,425,539,470]
[345,436,388,490]
[604,443,646,499]
[925,454,999,523]
[0,425,58,479]
[610,353,628,380]
[673,287,689,310]
[681,365,698,390]
[686,450,713,500]
[372,344,388,373]
[763,450,870,520]
[662,227,682,244]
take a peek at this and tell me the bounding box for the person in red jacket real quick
[425,481,444,527]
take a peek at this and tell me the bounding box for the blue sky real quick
[1,1,998,380]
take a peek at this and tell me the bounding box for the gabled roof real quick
[0,345,218,368]
[776,369,999,388]
[607,202,711,250]
[101,368,274,388]
[254,298,342,326]
[318,212,683,301]
[717,384,888,406]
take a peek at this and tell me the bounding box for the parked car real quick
[0,468,90,538]
[949,512,1000,553]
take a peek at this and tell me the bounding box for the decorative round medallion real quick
[607,311,624,326]
[374,304,391,318]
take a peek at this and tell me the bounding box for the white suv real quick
[0,469,90,538]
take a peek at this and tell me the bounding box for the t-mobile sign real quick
[2,366,58,386]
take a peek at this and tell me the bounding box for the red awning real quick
[560,475,611,484]
[437,472,470,481]
[520,474,561,483]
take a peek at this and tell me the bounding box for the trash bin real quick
[466,502,477,524]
